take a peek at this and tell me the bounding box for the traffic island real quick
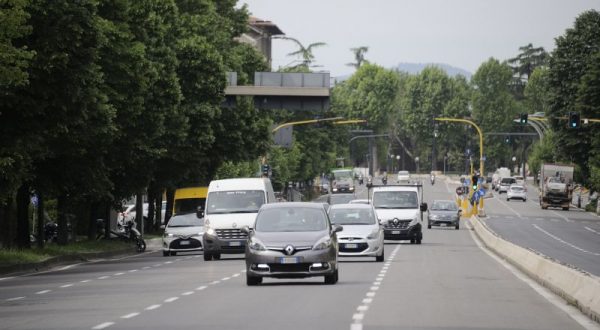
[468,215,600,324]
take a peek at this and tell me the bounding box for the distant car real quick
[119,201,167,224]
[427,200,461,230]
[328,193,356,205]
[161,213,204,256]
[349,199,369,204]
[498,177,516,194]
[319,182,330,194]
[329,204,384,262]
[397,171,410,183]
[507,184,527,202]
[243,202,341,285]
[514,176,525,185]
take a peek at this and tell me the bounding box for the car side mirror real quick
[332,224,343,233]
[196,207,204,219]
[160,225,165,230]
[240,226,250,235]
[378,219,383,226]
[458,209,463,216]
[420,203,428,212]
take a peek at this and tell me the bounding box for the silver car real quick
[243,203,341,286]
[427,200,461,230]
[507,184,527,202]
[162,213,204,256]
[329,204,384,262]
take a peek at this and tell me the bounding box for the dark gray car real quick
[427,200,461,230]
[243,202,342,286]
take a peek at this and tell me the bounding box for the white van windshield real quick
[206,190,265,214]
[372,191,418,209]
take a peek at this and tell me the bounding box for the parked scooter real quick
[358,175,364,185]
[430,174,435,185]
[97,219,146,252]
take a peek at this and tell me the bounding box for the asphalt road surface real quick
[482,181,600,276]
[0,177,596,330]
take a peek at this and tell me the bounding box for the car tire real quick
[427,222,432,229]
[507,198,510,201]
[213,253,221,260]
[246,274,262,286]
[170,251,177,256]
[416,239,422,245]
[324,269,338,284]
[455,223,459,230]
[562,207,569,211]
[410,239,415,244]
[162,251,169,257]
[376,248,384,262]
[523,199,527,202]
[203,253,212,261]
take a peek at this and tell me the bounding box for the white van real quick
[202,178,275,261]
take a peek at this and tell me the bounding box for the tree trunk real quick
[165,188,175,225]
[16,184,31,249]
[155,191,163,230]
[57,194,69,245]
[88,200,100,240]
[147,186,156,232]
[103,202,111,240]
[135,191,144,235]
[36,192,45,249]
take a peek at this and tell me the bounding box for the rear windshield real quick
[206,190,264,214]
[501,178,516,184]
[510,186,524,191]
[373,191,418,209]
[255,207,328,232]
[431,201,457,211]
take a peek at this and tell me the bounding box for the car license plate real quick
[229,241,241,247]
[440,223,447,227]
[392,230,400,234]
[345,243,358,249]
[180,240,190,245]
[279,257,299,264]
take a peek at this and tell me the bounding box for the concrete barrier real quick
[469,215,600,323]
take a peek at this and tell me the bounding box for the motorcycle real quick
[358,175,364,185]
[430,175,435,185]
[382,176,388,185]
[97,219,146,252]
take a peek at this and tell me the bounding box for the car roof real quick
[329,203,373,210]
[372,186,418,192]
[260,202,324,210]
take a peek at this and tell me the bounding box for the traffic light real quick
[504,136,511,144]
[519,113,528,125]
[261,164,270,176]
[568,112,580,129]
[471,175,479,190]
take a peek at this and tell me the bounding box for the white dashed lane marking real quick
[164,297,179,303]
[145,304,161,311]
[6,296,25,301]
[533,224,600,256]
[121,313,139,319]
[92,322,114,329]
[36,290,51,294]
[60,284,73,288]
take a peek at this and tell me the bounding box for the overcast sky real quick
[240,0,600,77]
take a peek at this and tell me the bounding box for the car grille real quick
[339,243,368,253]
[216,229,247,240]
[268,263,311,273]
[170,238,202,249]
[384,220,411,229]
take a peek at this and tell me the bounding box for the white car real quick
[498,177,516,194]
[397,171,410,183]
[162,213,204,256]
[118,201,167,225]
[507,184,527,202]
[349,199,370,204]
[329,204,384,262]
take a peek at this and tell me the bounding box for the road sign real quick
[30,195,38,207]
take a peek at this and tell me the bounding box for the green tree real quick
[507,43,548,100]
[547,9,600,183]
[0,0,34,89]
[346,46,368,69]
[524,66,551,114]
[277,36,326,70]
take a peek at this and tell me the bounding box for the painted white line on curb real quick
[92,322,114,329]
[145,304,161,311]
[121,313,139,319]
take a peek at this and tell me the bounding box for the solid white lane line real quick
[533,224,600,256]
[145,304,161,311]
[492,197,522,218]
[164,297,179,303]
[585,226,600,235]
[60,284,73,288]
[98,276,109,280]
[182,291,194,296]
[551,210,573,222]
[6,296,25,301]
[0,277,15,281]
[92,322,114,329]
[196,286,207,291]
[120,313,139,319]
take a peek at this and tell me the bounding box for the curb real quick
[469,215,600,324]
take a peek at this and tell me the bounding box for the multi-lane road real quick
[0,178,597,330]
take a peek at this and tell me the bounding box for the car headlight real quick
[366,229,380,239]
[205,228,216,237]
[332,188,338,192]
[249,237,266,251]
[164,232,174,238]
[313,236,332,250]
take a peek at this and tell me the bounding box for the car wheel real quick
[170,251,177,256]
[416,239,422,244]
[523,199,527,202]
[324,269,338,284]
[562,207,569,211]
[162,251,169,257]
[376,248,384,262]
[455,223,459,230]
[506,198,510,201]
[203,253,212,261]
[427,222,432,229]
[410,239,415,244]
[213,253,221,260]
[246,274,262,286]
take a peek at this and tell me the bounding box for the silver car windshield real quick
[372,191,418,209]
[255,207,328,232]
[431,201,457,211]
[329,208,376,225]
[167,216,203,227]
[206,190,265,215]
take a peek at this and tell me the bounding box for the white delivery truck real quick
[202,178,276,261]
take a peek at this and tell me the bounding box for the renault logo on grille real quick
[393,218,399,225]
[284,245,295,255]
[232,223,237,228]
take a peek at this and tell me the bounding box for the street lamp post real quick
[415,157,420,174]
[443,154,448,175]
[389,154,394,173]
[396,155,400,173]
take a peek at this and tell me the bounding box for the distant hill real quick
[334,62,472,83]
[395,62,472,79]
